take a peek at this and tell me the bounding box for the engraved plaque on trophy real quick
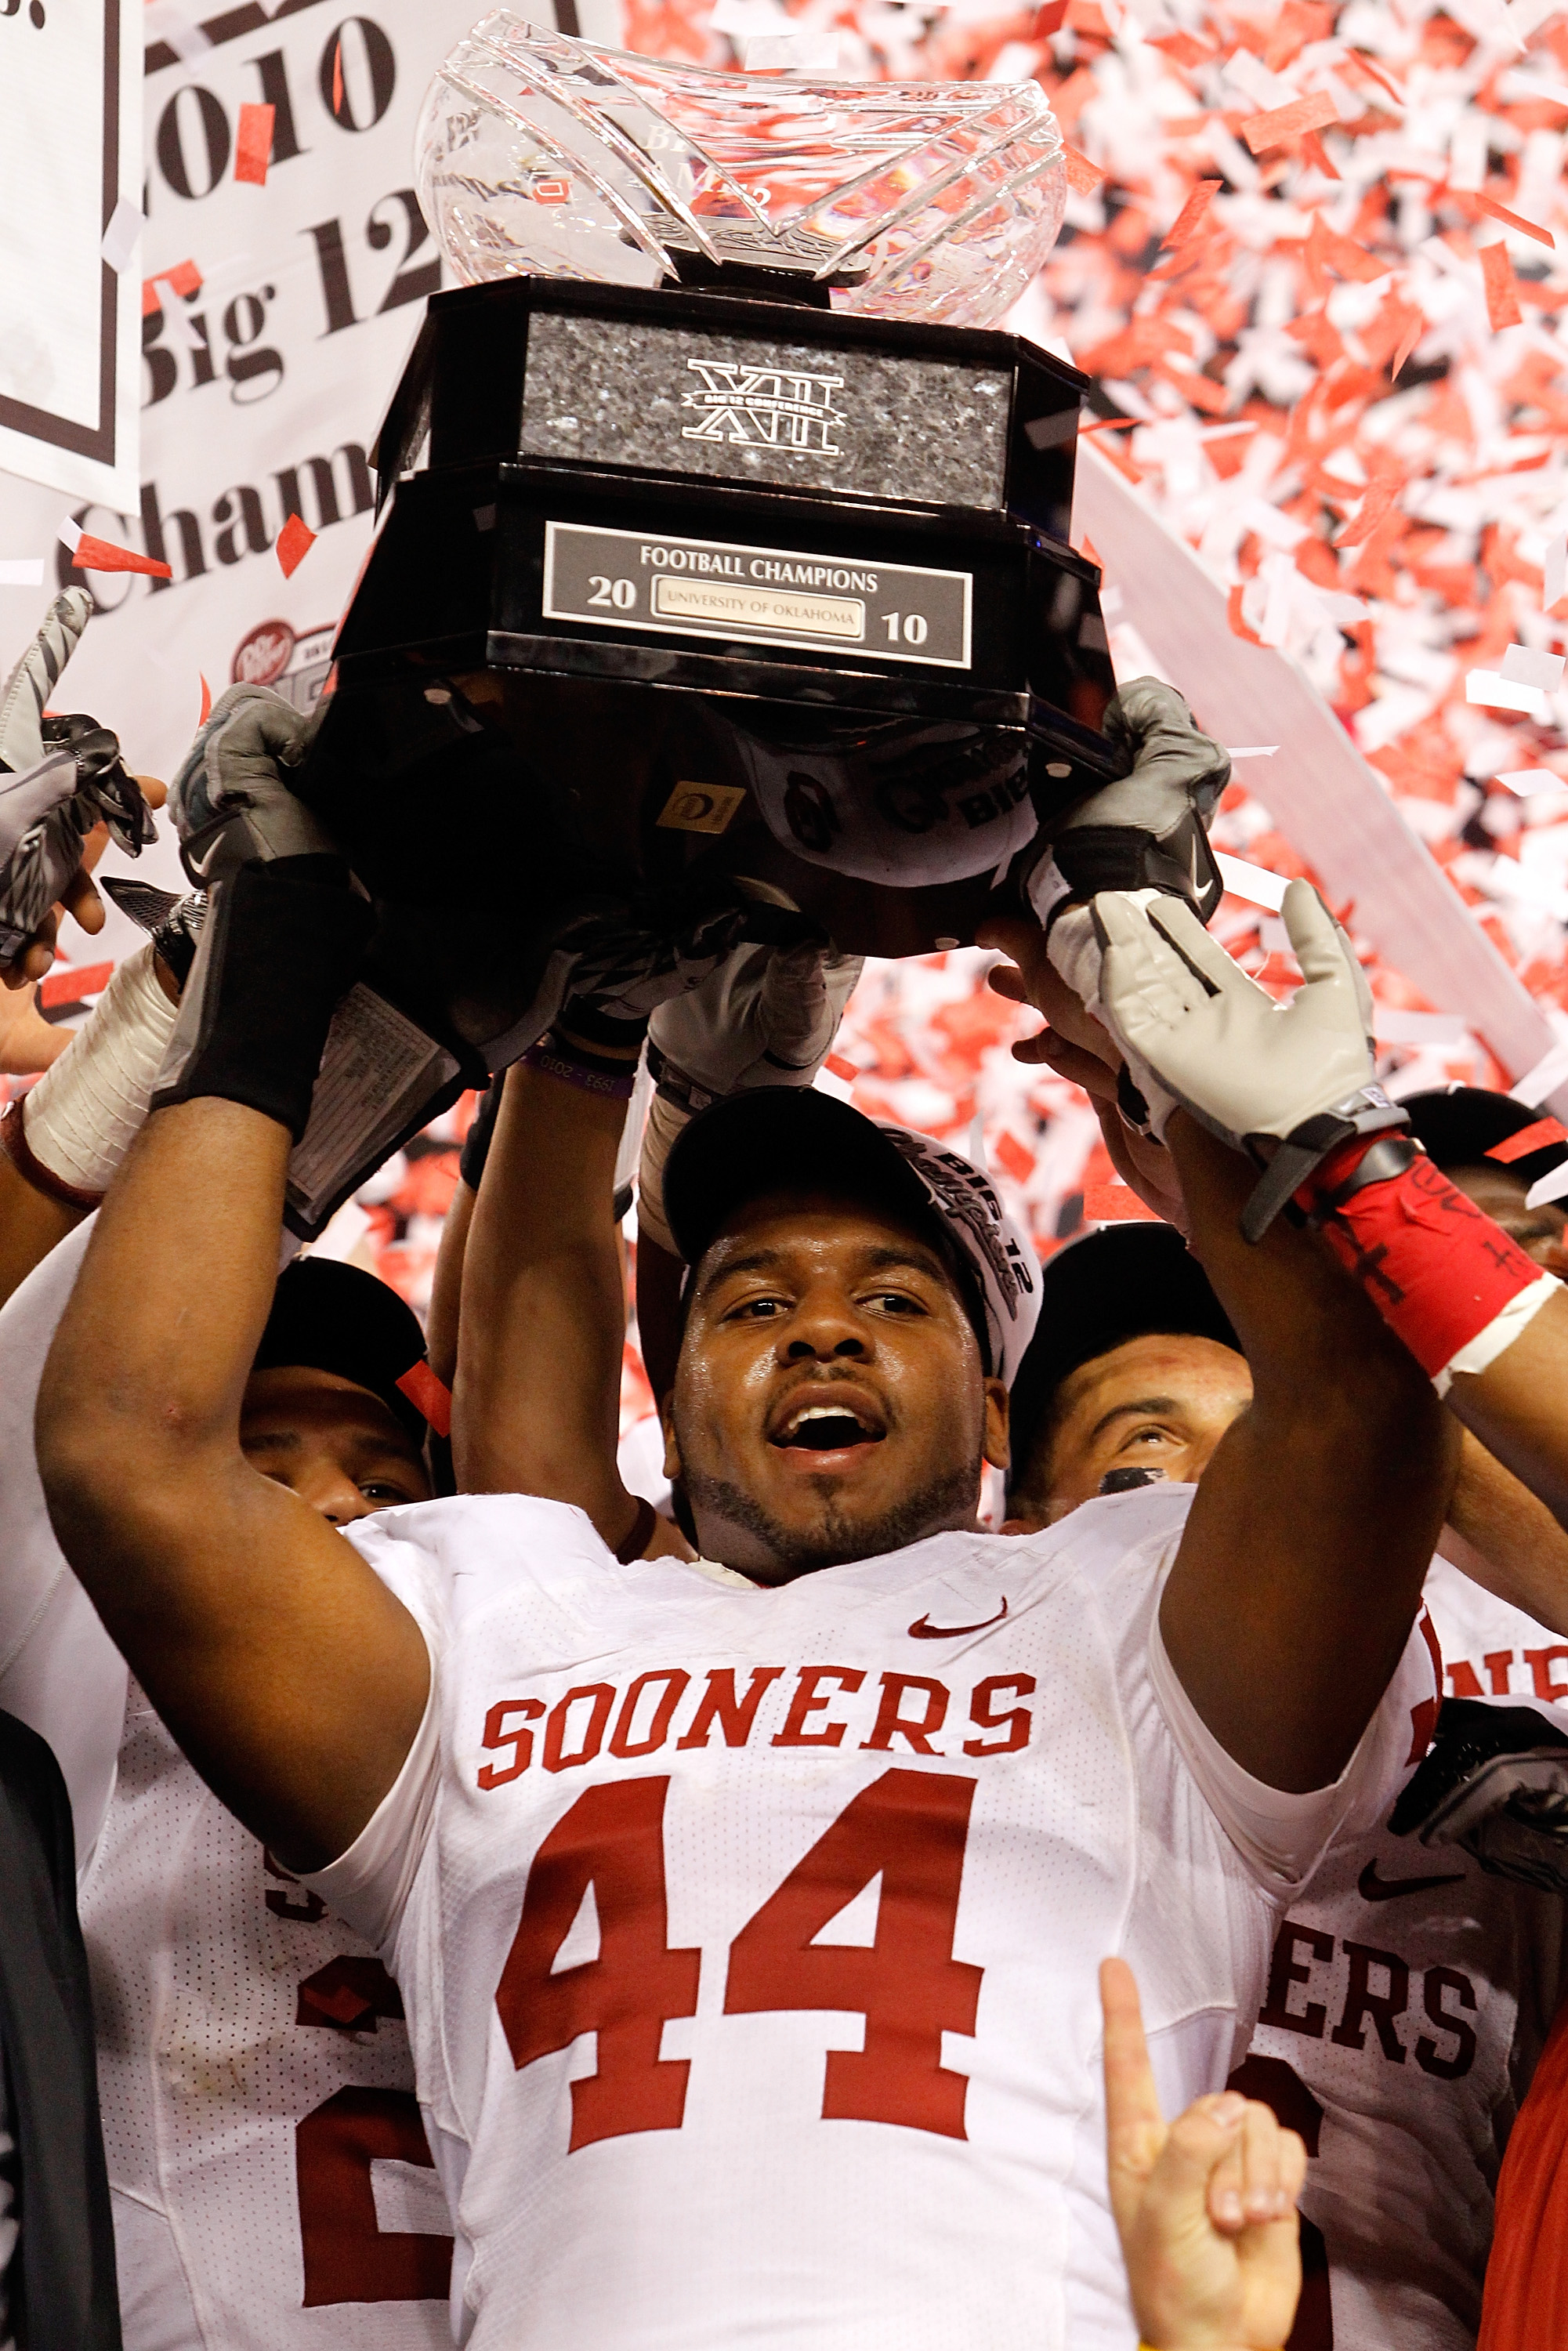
[296,16,1121,1098]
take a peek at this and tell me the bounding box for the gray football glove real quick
[168,684,337,883]
[0,592,155,965]
[638,936,864,1254]
[1389,1695,1568,1895]
[1094,878,1405,1239]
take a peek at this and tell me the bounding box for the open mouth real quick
[770,1402,887,1452]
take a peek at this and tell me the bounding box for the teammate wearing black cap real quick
[1003,1225,1246,1527]
[1399,1085,1568,1278]
[0,955,454,2350]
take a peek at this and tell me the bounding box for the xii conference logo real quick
[680,357,846,455]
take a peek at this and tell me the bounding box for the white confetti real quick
[1467,669,1551,717]
[1501,644,1566,691]
[1546,534,1566,613]
[56,519,81,556]
[100,199,142,276]
[141,0,212,57]
[1497,770,1568,795]
[1215,853,1290,911]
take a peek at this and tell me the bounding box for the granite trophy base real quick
[298,273,1125,1070]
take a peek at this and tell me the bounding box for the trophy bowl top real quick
[416,13,1066,328]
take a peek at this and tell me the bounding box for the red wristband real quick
[1309,1153,1542,1378]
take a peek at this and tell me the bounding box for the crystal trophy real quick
[291,18,1121,1227]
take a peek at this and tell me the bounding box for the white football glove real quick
[638,936,863,1255]
[169,684,337,883]
[1094,879,1403,1241]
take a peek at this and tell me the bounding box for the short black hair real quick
[1005,1224,1239,1503]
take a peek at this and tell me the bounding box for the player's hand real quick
[168,684,335,883]
[648,935,863,1104]
[0,595,159,980]
[1102,1956,1305,2350]
[1094,882,1374,1151]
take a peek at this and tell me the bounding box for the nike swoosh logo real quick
[908,1599,1009,1639]
[1358,1859,1466,1904]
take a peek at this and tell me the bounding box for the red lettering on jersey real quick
[544,1684,616,1773]
[494,1777,701,2150]
[1447,1661,1485,1698]
[725,1770,983,2139]
[1258,1922,1335,2040]
[1484,1650,1517,1697]
[862,1673,951,1753]
[610,1670,691,1759]
[1418,1965,1478,2079]
[296,2086,451,2305]
[1330,1941,1409,2062]
[772,1667,866,1748]
[1407,1609,1443,1763]
[266,1847,327,1922]
[298,1955,405,2034]
[962,1675,1036,1758]
[676,1666,784,1749]
[479,1699,545,1788]
[1525,1646,1568,1703]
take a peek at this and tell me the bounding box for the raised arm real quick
[454,1058,648,1550]
[36,754,429,1871]
[986,893,1451,1794]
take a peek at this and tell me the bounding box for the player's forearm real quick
[454,1064,635,1538]
[0,1151,81,1311]
[1444,1288,1568,1533]
[1164,1116,1451,1790]
[38,1096,291,1534]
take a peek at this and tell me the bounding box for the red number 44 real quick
[494,1770,982,2150]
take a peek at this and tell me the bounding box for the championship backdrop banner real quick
[0,0,142,509]
[0,0,619,913]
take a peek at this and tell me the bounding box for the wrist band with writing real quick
[1296,1138,1555,1391]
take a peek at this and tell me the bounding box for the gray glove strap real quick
[1240,1098,1412,1246]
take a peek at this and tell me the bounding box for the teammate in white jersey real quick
[0,1230,458,2351]
[998,1219,1568,2350]
[32,693,1463,2351]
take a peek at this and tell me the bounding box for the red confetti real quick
[72,533,172,579]
[1084,1183,1161,1223]
[276,513,317,578]
[1032,0,1068,31]
[331,37,344,117]
[38,961,114,1010]
[1063,142,1106,194]
[140,258,202,317]
[198,674,212,726]
[1163,178,1222,252]
[1476,193,1555,250]
[1241,92,1339,156]
[1480,240,1524,331]
[824,1052,857,1081]
[1264,0,1332,71]
[234,102,275,186]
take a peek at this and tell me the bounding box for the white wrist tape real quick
[1433,1271,1559,1398]
[22,942,178,1197]
[635,1088,689,1258]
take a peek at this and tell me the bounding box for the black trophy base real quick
[299,275,1128,1071]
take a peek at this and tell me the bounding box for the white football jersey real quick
[1243,1556,1568,2351]
[310,1482,1434,2351]
[0,1225,454,2351]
